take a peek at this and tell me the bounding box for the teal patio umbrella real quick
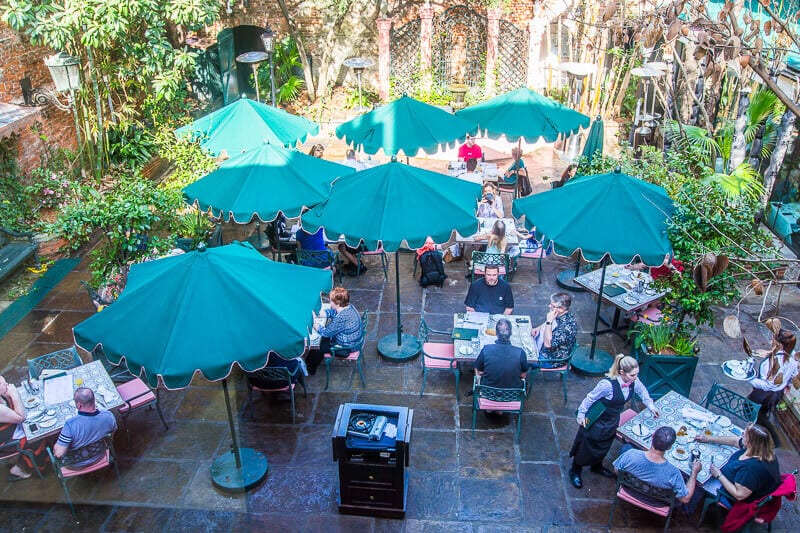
[174,97,319,156]
[512,169,674,374]
[581,116,604,164]
[73,242,332,490]
[335,95,478,156]
[302,162,482,359]
[455,87,590,143]
[183,143,355,223]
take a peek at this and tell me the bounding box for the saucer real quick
[45,408,57,416]
[459,345,473,355]
[24,397,40,408]
[716,416,732,428]
[671,448,689,461]
[38,417,58,428]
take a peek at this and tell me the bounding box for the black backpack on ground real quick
[419,250,447,288]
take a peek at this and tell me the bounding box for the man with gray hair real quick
[474,318,528,390]
[53,387,117,467]
[613,426,701,505]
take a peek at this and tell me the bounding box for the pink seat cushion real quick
[324,351,359,361]
[361,249,384,255]
[252,383,294,393]
[116,378,156,413]
[0,451,19,461]
[540,364,568,372]
[619,409,638,426]
[520,249,546,259]
[477,398,521,411]
[617,486,670,516]
[630,306,663,325]
[423,343,455,367]
[61,451,110,478]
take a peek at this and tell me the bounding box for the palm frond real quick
[663,120,721,165]
[745,87,779,143]
[699,162,764,201]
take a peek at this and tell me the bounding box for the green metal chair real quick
[610,469,677,533]
[324,310,368,390]
[701,383,759,425]
[244,365,307,423]
[418,319,460,399]
[533,343,576,403]
[518,236,551,284]
[470,251,512,282]
[357,246,388,280]
[296,249,341,283]
[27,347,83,380]
[0,439,45,480]
[47,432,123,515]
[471,375,526,440]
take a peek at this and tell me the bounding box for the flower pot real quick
[639,352,699,400]
[449,84,469,111]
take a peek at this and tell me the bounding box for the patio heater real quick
[343,57,375,113]
[236,50,269,103]
[558,62,596,161]
[260,26,277,106]
[630,66,664,154]
[41,52,83,152]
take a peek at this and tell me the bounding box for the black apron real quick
[570,378,629,467]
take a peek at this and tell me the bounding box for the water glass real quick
[471,337,480,354]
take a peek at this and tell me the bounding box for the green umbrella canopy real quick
[455,87,590,143]
[301,162,482,251]
[581,117,604,164]
[183,143,355,223]
[73,242,333,389]
[512,170,674,265]
[335,95,479,156]
[174,98,319,156]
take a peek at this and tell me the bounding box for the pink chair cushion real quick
[423,342,455,363]
[629,306,663,325]
[619,409,638,426]
[520,249,546,259]
[361,249,384,255]
[324,351,359,361]
[474,264,507,275]
[0,451,19,461]
[116,378,156,413]
[60,450,111,477]
[617,486,670,516]
[252,383,294,393]
[540,364,568,372]
[477,398,522,411]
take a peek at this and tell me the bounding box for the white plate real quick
[38,417,58,428]
[24,397,40,408]
[459,345,473,355]
[671,448,690,461]
[644,289,656,295]
[26,409,43,420]
[45,408,57,416]
[631,424,651,437]
[623,296,638,305]
[716,416,732,428]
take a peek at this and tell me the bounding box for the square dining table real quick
[617,390,744,484]
[573,264,667,338]
[17,360,124,441]
[452,312,538,363]
[456,217,520,245]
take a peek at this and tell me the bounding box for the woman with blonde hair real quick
[695,423,781,508]
[748,329,798,423]
[568,354,659,489]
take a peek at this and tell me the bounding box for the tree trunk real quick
[276,0,317,101]
[730,88,750,169]
[761,111,796,208]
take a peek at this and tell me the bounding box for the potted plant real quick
[629,321,699,399]
[175,210,214,251]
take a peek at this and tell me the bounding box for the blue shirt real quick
[57,410,117,467]
[296,228,326,251]
[318,305,363,347]
[613,449,688,504]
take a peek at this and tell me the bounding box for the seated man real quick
[474,318,528,390]
[337,241,367,276]
[458,134,483,162]
[53,387,117,468]
[613,426,701,506]
[531,292,577,368]
[307,287,363,374]
[464,264,513,315]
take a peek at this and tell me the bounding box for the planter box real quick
[639,353,699,400]
[776,402,800,451]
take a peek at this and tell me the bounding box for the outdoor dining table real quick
[17,360,124,441]
[456,217,520,244]
[573,263,666,339]
[447,161,499,182]
[617,390,744,484]
[452,312,538,363]
[308,303,332,349]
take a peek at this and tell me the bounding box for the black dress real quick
[570,378,629,467]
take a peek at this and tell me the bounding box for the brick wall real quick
[0,24,77,174]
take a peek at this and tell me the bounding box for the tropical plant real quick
[105,122,155,169]
[176,209,214,248]
[629,322,697,357]
[255,37,306,104]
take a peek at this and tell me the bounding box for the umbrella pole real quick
[377,250,422,362]
[210,378,269,492]
[571,256,614,376]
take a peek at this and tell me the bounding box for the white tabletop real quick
[452,312,538,363]
[18,360,124,441]
[457,217,520,245]
[573,264,667,313]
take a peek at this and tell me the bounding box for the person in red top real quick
[626,254,683,280]
[458,134,483,162]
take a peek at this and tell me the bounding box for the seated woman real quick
[530,292,577,368]
[502,147,526,185]
[1,374,46,480]
[306,287,363,374]
[694,423,781,512]
[553,164,577,188]
[308,143,325,158]
[474,219,520,259]
[295,227,333,269]
[476,182,504,219]
[749,329,798,424]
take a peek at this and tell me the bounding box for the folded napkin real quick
[681,407,715,423]
[618,280,635,290]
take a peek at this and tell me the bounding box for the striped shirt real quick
[318,305,363,346]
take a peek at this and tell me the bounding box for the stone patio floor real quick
[1,232,799,532]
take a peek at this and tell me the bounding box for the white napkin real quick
[681,407,714,423]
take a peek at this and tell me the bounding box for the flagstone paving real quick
[1,236,798,532]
